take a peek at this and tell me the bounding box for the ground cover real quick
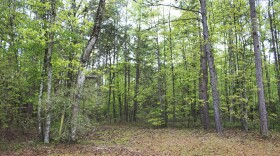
[1,124,280,155]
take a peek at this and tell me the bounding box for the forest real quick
[1,0,280,155]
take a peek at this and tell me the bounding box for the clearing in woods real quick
[1,124,280,155]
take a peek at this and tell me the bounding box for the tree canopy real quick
[1,0,280,142]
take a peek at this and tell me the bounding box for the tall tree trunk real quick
[37,0,49,140]
[168,8,176,122]
[199,27,210,131]
[127,62,131,121]
[44,0,56,143]
[199,0,223,133]
[198,16,209,130]
[162,8,168,126]
[228,27,235,123]
[44,57,53,143]
[44,47,53,144]
[112,23,117,123]
[123,1,129,122]
[249,0,268,136]
[38,48,48,140]
[133,11,141,122]
[71,0,105,142]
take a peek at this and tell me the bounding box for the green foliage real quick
[1,0,280,142]
[147,108,165,126]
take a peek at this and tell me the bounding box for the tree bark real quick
[44,0,56,143]
[71,0,105,142]
[112,23,117,123]
[199,33,210,131]
[228,27,235,123]
[38,48,48,140]
[249,0,268,137]
[198,17,210,130]
[133,11,141,122]
[199,0,223,133]
[123,1,129,122]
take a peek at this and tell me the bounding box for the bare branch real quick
[134,1,200,13]
[145,17,200,31]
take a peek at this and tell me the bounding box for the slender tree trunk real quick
[44,46,53,143]
[156,27,161,116]
[276,30,280,63]
[124,66,129,122]
[112,88,116,122]
[124,64,128,122]
[268,0,280,105]
[162,8,168,126]
[127,63,131,121]
[241,40,248,131]
[228,27,235,123]
[38,48,48,140]
[200,0,223,133]
[240,82,249,131]
[168,8,176,122]
[44,0,56,143]
[272,9,280,65]
[37,0,49,140]
[112,24,117,123]
[71,0,105,142]
[249,0,268,137]
[133,59,140,122]
[261,41,272,114]
[58,102,65,140]
[107,49,112,121]
[118,89,122,121]
[123,1,129,122]
[107,81,112,120]
[156,15,165,126]
[133,13,141,122]
[192,79,197,123]
[124,66,128,122]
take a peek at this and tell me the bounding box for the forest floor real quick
[1,124,280,156]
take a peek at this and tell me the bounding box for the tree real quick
[1,0,280,141]
[199,24,210,131]
[71,0,105,142]
[43,0,56,144]
[199,0,223,133]
[249,0,268,136]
